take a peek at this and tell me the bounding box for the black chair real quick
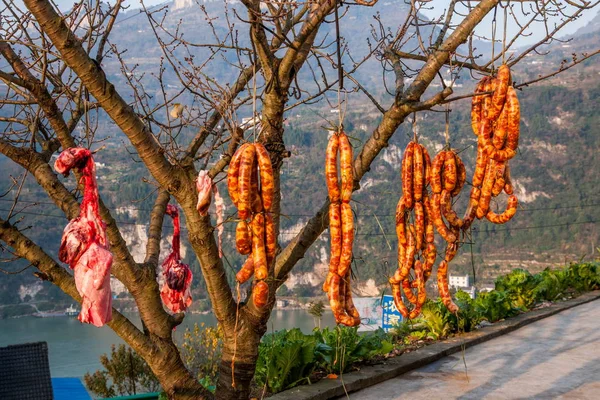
[0,341,54,400]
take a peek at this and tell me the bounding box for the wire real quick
[1,198,599,216]
[1,207,597,237]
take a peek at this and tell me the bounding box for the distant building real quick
[276,299,288,308]
[449,274,470,289]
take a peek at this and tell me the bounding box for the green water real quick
[0,310,336,377]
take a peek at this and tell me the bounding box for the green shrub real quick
[564,263,600,292]
[314,326,393,374]
[495,268,539,310]
[255,328,328,393]
[533,268,568,301]
[474,290,517,322]
[179,322,223,392]
[84,344,160,398]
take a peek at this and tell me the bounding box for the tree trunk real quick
[146,339,212,399]
[214,318,265,400]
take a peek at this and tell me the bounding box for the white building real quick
[449,274,470,289]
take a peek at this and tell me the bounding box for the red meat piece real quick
[160,204,193,313]
[55,148,113,327]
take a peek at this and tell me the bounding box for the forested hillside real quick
[1,1,598,311]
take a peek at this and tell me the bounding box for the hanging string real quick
[502,1,509,65]
[412,112,418,143]
[252,57,258,143]
[491,4,498,73]
[231,282,241,388]
[334,1,344,131]
[445,105,450,149]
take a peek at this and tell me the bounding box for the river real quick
[0,310,336,377]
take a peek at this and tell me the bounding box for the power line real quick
[1,197,599,217]
[1,208,597,237]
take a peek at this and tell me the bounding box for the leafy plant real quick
[495,268,539,310]
[454,290,482,332]
[84,344,160,397]
[420,300,453,340]
[314,327,392,374]
[474,290,517,323]
[564,262,600,292]
[533,268,567,301]
[179,322,223,392]
[255,328,328,394]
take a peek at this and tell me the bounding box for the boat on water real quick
[34,311,66,318]
[33,304,79,318]
[65,304,78,316]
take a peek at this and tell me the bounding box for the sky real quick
[12,0,600,46]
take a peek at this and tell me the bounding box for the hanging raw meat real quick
[160,204,193,313]
[55,148,113,327]
[196,170,225,258]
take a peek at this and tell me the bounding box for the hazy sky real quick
[14,0,600,46]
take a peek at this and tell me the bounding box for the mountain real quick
[1,1,599,313]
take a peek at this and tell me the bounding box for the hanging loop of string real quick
[252,58,258,143]
[502,1,509,65]
[412,112,418,143]
[444,52,455,149]
[335,1,344,131]
[491,4,498,73]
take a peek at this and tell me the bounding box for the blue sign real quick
[381,294,403,332]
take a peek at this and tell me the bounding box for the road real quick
[345,299,600,399]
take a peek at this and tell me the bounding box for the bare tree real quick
[0,0,598,398]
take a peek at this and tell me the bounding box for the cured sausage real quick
[441,189,463,228]
[253,281,269,308]
[251,213,268,280]
[402,278,417,305]
[423,195,435,244]
[487,64,511,121]
[236,257,254,284]
[396,197,408,247]
[391,283,409,318]
[486,195,518,224]
[423,242,436,282]
[473,145,488,187]
[344,281,361,326]
[235,220,252,255]
[265,213,277,265]
[227,143,249,207]
[463,187,481,229]
[477,161,495,219]
[443,151,457,191]
[325,134,340,203]
[413,144,424,201]
[339,133,354,203]
[324,204,342,292]
[254,143,274,212]
[430,151,445,194]
[452,154,466,197]
[402,142,415,208]
[437,260,459,313]
[505,86,520,151]
[504,164,514,195]
[238,144,256,220]
[493,101,509,150]
[338,203,354,277]
[249,158,263,213]
[408,260,426,319]
[414,200,425,251]
[431,193,456,242]
[471,77,488,136]
[423,147,432,185]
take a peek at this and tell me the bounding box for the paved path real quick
[345,300,600,400]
